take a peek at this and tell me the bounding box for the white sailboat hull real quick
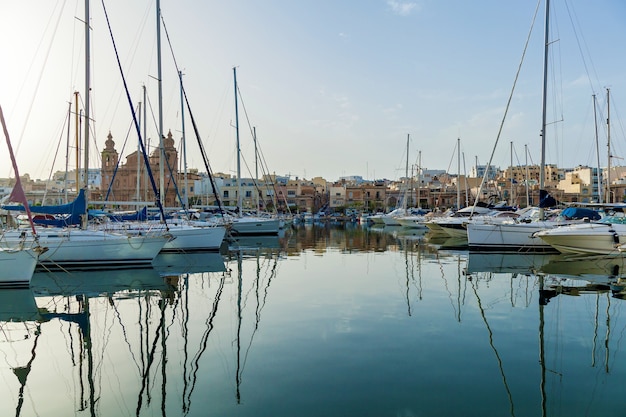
[161,224,226,252]
[0,228,168,269]
[230,217,281,235]
[0,247,39,287]
[466,221,557,252]
[105,221,227,252]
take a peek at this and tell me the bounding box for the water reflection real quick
[2,225,626,415]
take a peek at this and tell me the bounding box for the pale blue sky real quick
[1,0,626,182]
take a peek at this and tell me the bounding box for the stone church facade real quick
[101,130,179,207]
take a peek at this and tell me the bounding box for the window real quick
[223,190,229,198]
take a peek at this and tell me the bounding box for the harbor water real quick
[1,223,626,416]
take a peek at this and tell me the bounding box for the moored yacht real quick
[0,227,169,270]
[467,206,601,252]
[229,215,281,236]
[101,219,227,252]
[424,205,494,238]
[534,218,626,255]
[0,247,42,288]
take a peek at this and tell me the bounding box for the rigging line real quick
[255,135,284,211]
[185,275,226,415]
[445,139,458,176]
[160,12,225,215]
[470,278,517,416]
[160,133,188,212]
[135,298,166,415]
[474,0,542,209]
[405,246,411,316]
[604,293,611,374]
[14,325,42,417]
[562,0,602,96]
[75,91,103,176]
[43,102,72,202]
[181,274,190,412]
[100,0,169,228]
[145,92,160,153]
[12,0,68,158]
[232,82,272,208]
[435,252,458,320]
[236,88,281,210]
[103,107,140,204]
[111,294,147,371]
[240,252,281,378]
[182,88,226,214]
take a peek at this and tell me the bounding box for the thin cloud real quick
[386,0,419,16]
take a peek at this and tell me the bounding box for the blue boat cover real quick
[560,207,601,221]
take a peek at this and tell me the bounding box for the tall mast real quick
[607,88,612,203]
[234,67,242,217]
[74,91,80,197]
[404,134,409,210]
[592,94,602,203]
[417,150,421,208]
[254,126,259,213]
[539,0,550,219]
[179,70,188,209]
[457,138,461,210]
[136,100,142,202]
[156,0,165,209]
[63,99,71,203]
[463,152,469,207]
[143,85,148,203]
[82,0,91,229]
[510,141,514,206]
[525,144,530,207]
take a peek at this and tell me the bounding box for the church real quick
[100,130,180,207]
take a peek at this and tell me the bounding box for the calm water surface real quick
[2,223,626,416]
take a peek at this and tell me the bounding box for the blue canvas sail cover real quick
[538,189,557,208]
[89,206,148,222]
[3,189,86,227]
[560,207,601,221]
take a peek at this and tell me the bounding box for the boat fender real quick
[610,230,619,244]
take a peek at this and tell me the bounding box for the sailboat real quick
[381,134,424,227]
[533,89,626,255]
[95,1,227,252]
[0,0,169,269]
[0,106,44,287]
[229,67,281,236]
[465,0,583,252]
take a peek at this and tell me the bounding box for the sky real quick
[1,0,626,182]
